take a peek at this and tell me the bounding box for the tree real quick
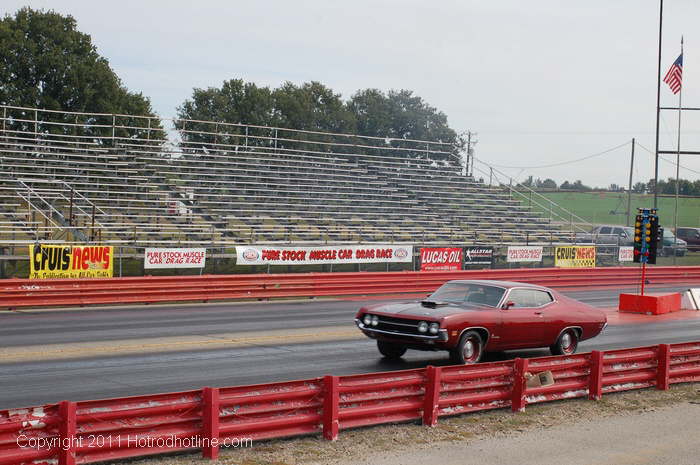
[273,81,356,134]
[178,80,464,162]
[0,7,162,141]
[571,180,592,191]
[540,178,557,189]
[632,182,647,193]
[348,88,463,162]
[176,79,275,147]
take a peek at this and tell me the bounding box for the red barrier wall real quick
[3,266,700,309]
[1,341,699,465]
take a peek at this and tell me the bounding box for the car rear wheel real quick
[377,341,407,359]
[450,330,484,364]
[550,329,579,356]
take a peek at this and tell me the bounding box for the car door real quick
[499,288,553,348]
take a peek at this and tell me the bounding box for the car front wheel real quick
[377,341,407,359]
[450,330,484,364]
[550,329,579,356]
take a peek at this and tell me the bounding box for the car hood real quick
[369,301,484,318]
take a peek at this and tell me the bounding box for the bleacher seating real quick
[0,105,577,247]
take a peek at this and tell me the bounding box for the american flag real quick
[663,53,683,94]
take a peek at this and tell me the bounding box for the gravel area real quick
[122,384,700,465]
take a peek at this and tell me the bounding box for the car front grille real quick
[375,315,424,336]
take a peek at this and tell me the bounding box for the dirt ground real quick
[126,384,700,465]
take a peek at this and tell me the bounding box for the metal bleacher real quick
[0,105,579,247]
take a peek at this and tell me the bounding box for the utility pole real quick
[464,131,477,178]
[626,138,635,226]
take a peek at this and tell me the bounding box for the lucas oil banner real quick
[555,246,596,268]
[29,244,114,279]
[420,247,462,271]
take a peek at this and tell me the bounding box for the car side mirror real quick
[502,301,515,310]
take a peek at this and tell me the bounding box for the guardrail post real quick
[422,366,442,427]
[58,400,76,465]
[588,350,604,400]
[656,344,671,390]
[511,358,528,412]
[323,375,339,440]
[202,387,220,459]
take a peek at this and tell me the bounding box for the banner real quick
[29,244,113,279]
[464,246,494,266]
[144,248,206,269]
[506,246,543,263]
[618,246,634,262]
[555,246,596,268]
[420,247,462,271]
[236,245,413,265]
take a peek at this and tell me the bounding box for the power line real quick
[636,141,700,176]
[487,140,631,169]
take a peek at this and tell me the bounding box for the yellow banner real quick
[555,246,596,268]
[29,245,114,279]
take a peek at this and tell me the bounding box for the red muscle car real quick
[355,280,607,364]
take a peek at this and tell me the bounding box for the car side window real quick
[600,227,612,235]
[531,290,554,306]
[507,289,535,308]
[507,289,553,308]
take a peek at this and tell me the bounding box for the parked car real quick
[575,225,634,247]
[662,229,687,256]
[675,227,700,252]
[355,280,607,364]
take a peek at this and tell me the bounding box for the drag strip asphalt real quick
[0,285,697,409]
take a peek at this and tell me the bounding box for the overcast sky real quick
[4,0,700,188]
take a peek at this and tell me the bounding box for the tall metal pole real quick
[627,138,635,226]
[653,0,664,208]
[673,37,684,266]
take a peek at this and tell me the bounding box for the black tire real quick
[377,341,407,359]
[550,329,579,356]
[450,330,484,364]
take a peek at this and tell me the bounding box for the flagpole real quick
[653,0,664,209]
[673,36,683,265]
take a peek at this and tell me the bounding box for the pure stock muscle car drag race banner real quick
[506,246,543,263]
[236,245,413,265]
[420,247,463,271]
[555,246,596,268]
[29,244,113,279]
[144,248,206,269]
[618,246,634,262]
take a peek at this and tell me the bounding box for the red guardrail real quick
[1,341,699,465]
[3,266,700,309]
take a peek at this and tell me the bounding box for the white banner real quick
[506,246,543,263]
[618,246,634,262]
[236,245,413,265]
[144,248,206,269]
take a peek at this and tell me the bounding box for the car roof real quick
[445,279,550,291]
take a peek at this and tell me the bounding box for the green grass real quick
[525,191,700,228]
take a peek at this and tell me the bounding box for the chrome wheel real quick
[463,340,475,359]
[451,330,483,364]
[550,329,579,356]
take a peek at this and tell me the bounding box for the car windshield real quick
[427,282,505,307]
